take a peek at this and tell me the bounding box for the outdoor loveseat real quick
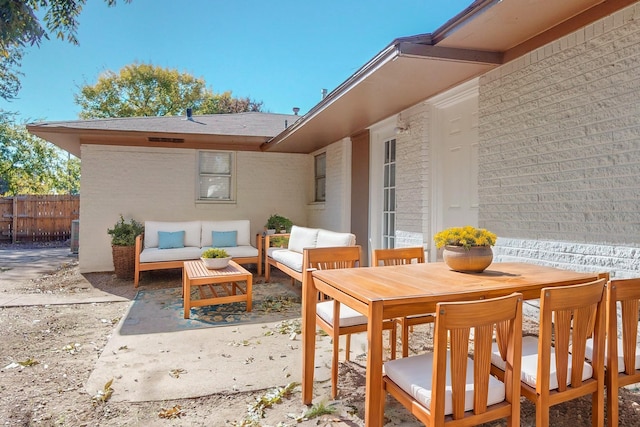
[264,225,356,283]
[134,219,261,287]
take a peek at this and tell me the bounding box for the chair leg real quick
[345,334,351,362]
[332,331,340,399]
[402,318,410,358]
[607,381,619,427]
[390,323,397,360]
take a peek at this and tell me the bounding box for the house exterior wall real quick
[79,144,309,273]
[394,103,431,252]
[479,3,640,277]
[307,138,352,233]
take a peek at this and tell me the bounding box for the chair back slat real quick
[372,246,424,266]
[553,309,572,392]
[473,324,494,414]
[621,299,639,376]
[449,328,471,418]
[570,305,596,387]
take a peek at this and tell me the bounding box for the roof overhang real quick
[262,0,628,154]
[26,125,273,158]
[261,38,501,153]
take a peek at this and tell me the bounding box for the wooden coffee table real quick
[182,260,253,319]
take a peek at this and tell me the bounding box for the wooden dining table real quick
[304,261,600,426]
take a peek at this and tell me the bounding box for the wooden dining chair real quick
[383,292,523,426]
[491,278,607,427]
[303,245,397,398]
[600,278,640,427]
[372,247,433,358]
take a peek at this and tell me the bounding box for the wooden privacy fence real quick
[0,195,80,243]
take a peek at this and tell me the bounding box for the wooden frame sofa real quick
[264,225,356,283]
[134,219,262,287]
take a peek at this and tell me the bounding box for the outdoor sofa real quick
[264,225,356,283]
[134,219,261,287]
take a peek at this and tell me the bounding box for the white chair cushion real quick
[584,337,640,373]
[384,351,506,416]
[316,300,367,328]
[492,336,593,390]
[144,221,201,249]
[287,226,319,253]
[316,229,356,247]
[271,249,304,272]
[139,247,203,263]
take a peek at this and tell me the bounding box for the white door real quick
[430,80,479,261]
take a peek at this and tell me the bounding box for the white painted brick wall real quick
[395,103,430,249]
[79,145,309,273]
[479,3,640,276]
[307,139,352,232]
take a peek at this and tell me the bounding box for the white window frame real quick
[314,152,326,202]
[196,150,236,203]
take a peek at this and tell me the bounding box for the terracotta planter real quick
[443,245,493,273]
[112,245,136,279]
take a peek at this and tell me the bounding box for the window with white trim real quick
[314,152,326,202]
[382,139,396,248]
[198,151,235,202]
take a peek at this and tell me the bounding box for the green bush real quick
[201,248,229,258]
[107,215,144,246]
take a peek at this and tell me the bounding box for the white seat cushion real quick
[384,351,506,416]
[316,300,367,328]
[585,337,640,373]
[139,247,203,263]
[492,336,593,390]
[271,249,304,273]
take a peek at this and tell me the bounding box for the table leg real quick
[246,275,252,312]
[183,269,191,319]
[365,301,385,426]
[302,271,317,405]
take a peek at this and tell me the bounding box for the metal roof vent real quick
[292,107,300,115]
[184,107,194,121]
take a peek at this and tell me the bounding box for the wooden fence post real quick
[12,196,17,244]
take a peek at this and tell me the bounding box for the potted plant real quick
[107,215,144,279]
[433,225,497,273]
[264,214,293,234]
[200,248,231,269]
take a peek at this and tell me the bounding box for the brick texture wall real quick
[395,103,431,249]
[479,3,640,277]
[80,145,309,273]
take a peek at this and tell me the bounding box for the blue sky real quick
[2,0,472,123]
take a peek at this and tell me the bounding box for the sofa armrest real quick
[264,233,290,252]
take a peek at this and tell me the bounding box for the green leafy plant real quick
[269,235,289,247]
[264,213,293,233]
[107,215,144,246]
[201,248,229,258]
[434,225,497,250]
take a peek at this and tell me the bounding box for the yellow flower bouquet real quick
[434,225,497,250]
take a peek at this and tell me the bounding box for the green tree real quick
[0,117,80,195]
[0,0,131,100]
[75,63,262,118]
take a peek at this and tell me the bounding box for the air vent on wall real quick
[148,137,185,143]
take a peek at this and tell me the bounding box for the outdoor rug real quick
[120,280,302,335]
